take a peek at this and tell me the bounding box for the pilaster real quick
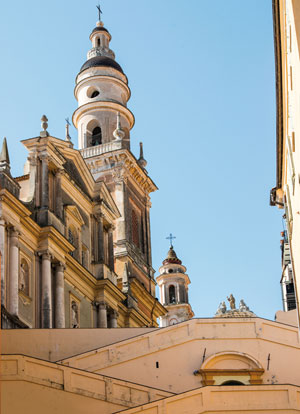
[54,262,65,328]
[8,227,19,316]
[41,251,52,328]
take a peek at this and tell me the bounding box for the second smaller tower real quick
[157,245,194,326]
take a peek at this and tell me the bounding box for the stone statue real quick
[19,261,27,293]
[216,301,227,314]
[239,299,250,312]
[71,301,79,328]
[227,294,236,310]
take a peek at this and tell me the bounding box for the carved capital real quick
[55,168,64,178]
[112,309,119,318]
[27,153,38,166]
[39,250,52,261]
[94,213,104,222]
[40,153,49,162]
[111,167,128,183]
[55,262,66,272]
[98,301,107,310]
[91,300,99,308]
[9,226,20,240]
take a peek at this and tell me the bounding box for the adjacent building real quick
[271,0,300,326]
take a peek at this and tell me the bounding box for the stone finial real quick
[138,142,147,169]
[0,137,10,165]
[113,112,125,141]
[0,137,11,174]
[40,115,49,137]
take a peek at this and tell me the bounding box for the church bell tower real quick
[73,12,164,326]
[156,244,194,326]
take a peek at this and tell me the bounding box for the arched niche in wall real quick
[19,258,30,297]
[196,351,264,386]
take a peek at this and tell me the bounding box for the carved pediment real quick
[65,205,85,226]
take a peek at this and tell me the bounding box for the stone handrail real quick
[80,141,122,159]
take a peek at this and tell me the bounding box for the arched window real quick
[221,380,244,386]
[131,210,139,247]
[91,127,102,146]
[169,285,176,304]
[97,38,100,47]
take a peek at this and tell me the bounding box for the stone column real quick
[41,251,52,328]
[96,214,104,263]
[55,169,63,219]
[161,284,166,305]
[108,226,114,272]
[114,178,126,241]
[97,301,107,328]
[110,310,118,328]
[54,262,65,328]
[41,155,49,209]
[8,227,19,316]
[0,218,6,306]
[176,282,180,304]
[92,301,98,328]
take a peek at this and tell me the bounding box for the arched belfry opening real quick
[91,126,102,146]
[169,285,176,304]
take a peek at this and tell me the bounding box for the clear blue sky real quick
[0,0,282,320]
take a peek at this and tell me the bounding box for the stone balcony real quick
[80,141,122,159]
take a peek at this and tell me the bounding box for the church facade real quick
[0,17,166,330]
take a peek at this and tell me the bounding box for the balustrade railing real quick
[80,140,122,159]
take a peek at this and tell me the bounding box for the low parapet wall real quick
[121,384,300,414]
[1,355,173,414]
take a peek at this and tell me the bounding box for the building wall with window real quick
[272,0,300,328]
[2,317,300,413]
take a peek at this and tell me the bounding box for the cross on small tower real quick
[96,4,103,22]
[65,117,71,142]
[166,233,176,248]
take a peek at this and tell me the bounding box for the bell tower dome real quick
[73,17,134,151]
[156,244,194,327]
[70,8,165,327]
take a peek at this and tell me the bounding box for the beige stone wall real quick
[1,355,172,414]
[2,327,157,361]
[60,319,300,393]
[121,384,300,414]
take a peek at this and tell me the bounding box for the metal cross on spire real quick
[65,117,71,142]
[166,233,176,248]
[96,4,103,21]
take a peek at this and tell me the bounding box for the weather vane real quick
[96,4,103,21]
[65,117,71,126]
[166,233,176,248]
